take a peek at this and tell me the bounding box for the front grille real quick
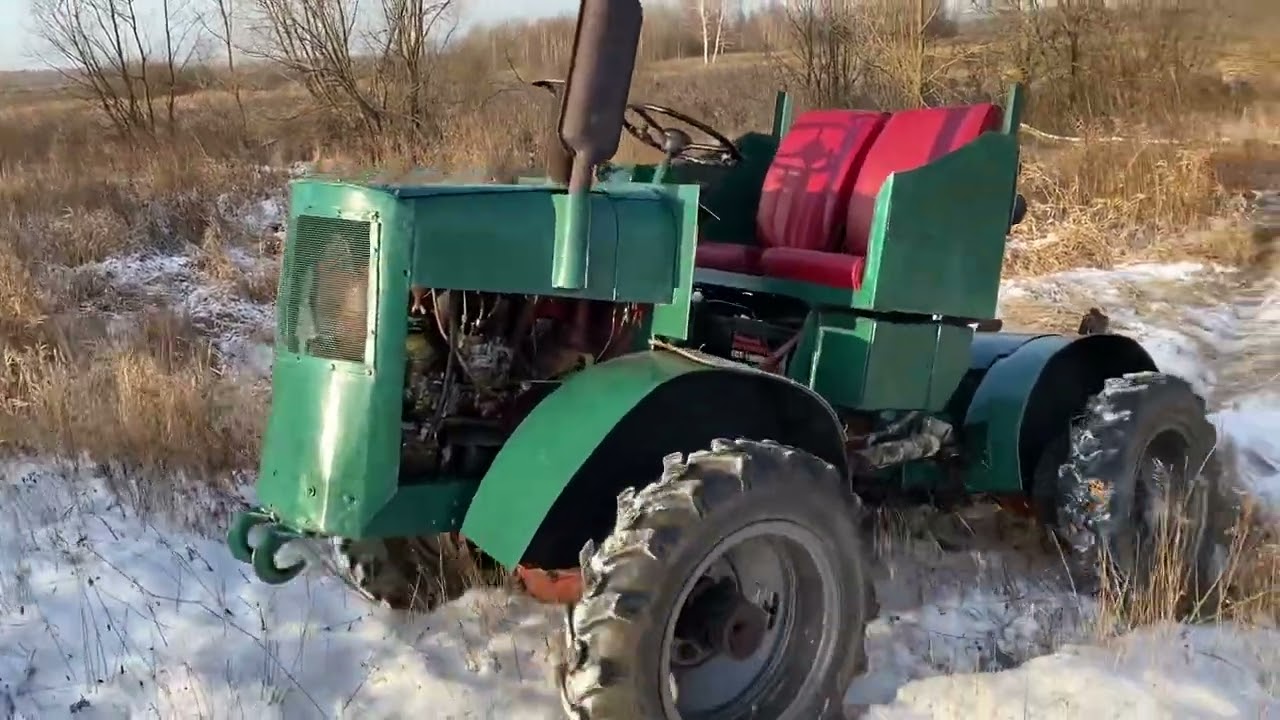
[279,216,373,363]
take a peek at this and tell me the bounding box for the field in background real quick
[0,0,1277,543]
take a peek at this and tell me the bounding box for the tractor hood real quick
[398,182,686,302]
[254,178,700,537]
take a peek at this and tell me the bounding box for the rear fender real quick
[461,350,847,568]
[960,333,1157,494]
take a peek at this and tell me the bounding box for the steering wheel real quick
[530,79,742,165]
[622,103,742,165]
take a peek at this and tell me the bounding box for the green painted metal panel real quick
[857,132,1019,319]
[695,267,862,310]
[961,334,1071,493]
[684,133,780,246]
[363,479,478,539]
[806,313,972,412]
[648,183,701,340]
[407,185,681,303]
[461,350,709,567]
[929,324,977,410]
[809,311,870,408]
[258,182,410,537]
[860,322,946,410]
[771,90,795,138]
[967,331,1048,370]
[1001,83,1027,137]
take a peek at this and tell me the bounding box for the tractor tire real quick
[557,438,877,720]
[1047,371,1226,615]
[333,534,493,612]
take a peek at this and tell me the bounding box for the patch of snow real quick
[848,507,1096,708]
[83,251,276,380]
[865,623,1279,719]
[999,261,1219,304]
[1214,394,1280,508]
[0,461,563,719]
[1129,322,1221,399]
[92,253,193,290]
[238,198,286,237]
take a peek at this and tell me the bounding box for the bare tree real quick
[692,0,736,64]
[776,0,873,108]
[202,0,249,135]
[243,0,460,155]
[985,0,1224,130]
[32,0,201,138]
[860,0,968,107]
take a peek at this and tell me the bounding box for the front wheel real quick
[557,438,876,719]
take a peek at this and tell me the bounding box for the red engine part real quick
[515,565,584,605]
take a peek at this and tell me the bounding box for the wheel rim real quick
[658,520,839,719]
[1117,429,1207,579]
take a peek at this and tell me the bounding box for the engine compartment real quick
[398,288,642,482]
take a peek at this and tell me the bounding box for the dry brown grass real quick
[0,99,280,506]
[1092,465,1280,633]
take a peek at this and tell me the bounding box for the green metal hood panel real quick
[406,184,685,302]
[257,357,399,535]
[259,180,409,537]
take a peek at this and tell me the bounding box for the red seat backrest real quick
[756,110,888,253]
[845,104,1002,256]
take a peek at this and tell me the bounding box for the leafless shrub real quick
[30,0,203,139]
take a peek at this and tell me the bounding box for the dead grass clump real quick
[1092,461,1279,635]
[0,107,279,502]
[1212,501,1280,626]
[1004,136,1250,276]
[195,216,282,305]
[0,244,44,331]
[0,309,265,505]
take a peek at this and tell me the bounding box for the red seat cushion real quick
[845,104,1002,256]
[756,110,888,253]
[759,247,866,289]
[695,242,762,274]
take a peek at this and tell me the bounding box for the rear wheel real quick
[1045,372,1226,614]
[557,438,876,719]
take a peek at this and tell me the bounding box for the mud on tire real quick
[1045,371,1227,614]
[557,438,877,720]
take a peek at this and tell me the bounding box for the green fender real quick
[960,332,1157,494]
[460,349,846,568]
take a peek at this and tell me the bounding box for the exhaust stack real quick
[550,0,643,290]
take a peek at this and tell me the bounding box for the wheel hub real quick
[674,577,773,663]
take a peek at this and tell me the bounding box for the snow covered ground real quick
[2,196,1278,718]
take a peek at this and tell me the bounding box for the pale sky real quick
[0,0,583,71]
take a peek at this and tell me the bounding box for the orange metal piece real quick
[996,495,1037,517]
[516,565,584,605]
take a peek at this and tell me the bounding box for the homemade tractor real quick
[227,0,1225,716]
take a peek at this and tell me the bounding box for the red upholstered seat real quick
[758,247,865,288]
[695,109,887,274]
[761,103,1003,289]
[845,104,1003,258]
[755,110,889,253]
[695,242,762,274]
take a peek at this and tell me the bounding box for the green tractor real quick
[227,0,1225,716]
